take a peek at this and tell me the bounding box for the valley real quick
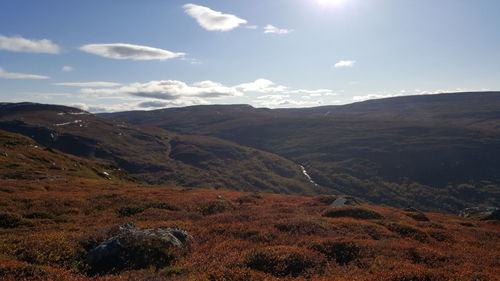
[0,92,499,280]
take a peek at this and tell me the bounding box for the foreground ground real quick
[0,178,499,281]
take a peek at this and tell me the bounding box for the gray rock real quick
[85,222,191,275]
[329,196,360,208]
[97,171,111,179]
[459,206,499,218]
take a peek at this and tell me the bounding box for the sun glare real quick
[317,0,346,6]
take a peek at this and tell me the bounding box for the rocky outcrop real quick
[85,222,191,275]
[459,207,499,218]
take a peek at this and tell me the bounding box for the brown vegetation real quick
[0,178,498,280]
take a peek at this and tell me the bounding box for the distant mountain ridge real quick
[104,91,500,212]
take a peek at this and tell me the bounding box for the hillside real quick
[0,100,499,281]
[103,92,500,212]
[0,103,319,195]
[0,178,498,280]
[0,130,128,182]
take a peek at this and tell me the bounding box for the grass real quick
[0,178,498,280]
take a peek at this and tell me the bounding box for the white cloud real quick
[264,24,293,34]
[287,89,336,96]
[28,92,72,99]
[0,34,60,54]
[80,80,242,100]
[80,43,185,60]
[73,77,337,110]
[236,79,337,97]
[183,4,247,31]
[245,25,259,30]
[255,94,323,108]
[69,97,212,113]
[0,67,49,79]
[237,79,287,93]
[334,60,356,68]
[54,81,122,87]
[62,66,73,72]
[181,57,202,65]
[69,103,126,113]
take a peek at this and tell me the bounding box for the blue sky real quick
[1,0,499,112]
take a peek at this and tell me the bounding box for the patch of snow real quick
[54,120,82,127]
[300,165,318,186]
[57,111,89,115]
[68,111,90,115]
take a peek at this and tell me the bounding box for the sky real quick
[1,0,499,112]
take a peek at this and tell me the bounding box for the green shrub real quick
[198,200,234,216]
[146,202,178,211]
[405,212,429,222]
[386,223,428,242]
[310,240,360,265]
[12,235,84,270]
[235,193,262,204]
[314,195,338,205]
[23,212,54,219]
[116,205,146,217]
[245,246,326,277]
[275,219,329,235]
[0,213,23,228]
[0,264,49,280]
[322,207,383,220]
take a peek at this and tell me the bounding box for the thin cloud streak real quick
[0,34,60,54]
[80,43,185,61]
[0,67,49,79]
[80,80,242,100]
[264,24,293,34]
[54,82,122,87]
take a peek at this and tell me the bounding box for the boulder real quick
[329,196,360,208]
[481,210,500,221]
[85,222,191,275]
[459,207,499,218]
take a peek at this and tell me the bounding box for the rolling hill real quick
[103,92,500,212]
[0,129,128,182]
[0,103,319,195]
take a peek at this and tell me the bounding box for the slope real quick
[0,103,319,194]
[103,92,500,212]
[0,178,498,280]
[0,129,128,181]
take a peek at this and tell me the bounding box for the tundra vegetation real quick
[0,178,499,280]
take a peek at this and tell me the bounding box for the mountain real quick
[0,129,128,181]
[103,92,500,212]
[0,103,319,194]
[0,99,498,281]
